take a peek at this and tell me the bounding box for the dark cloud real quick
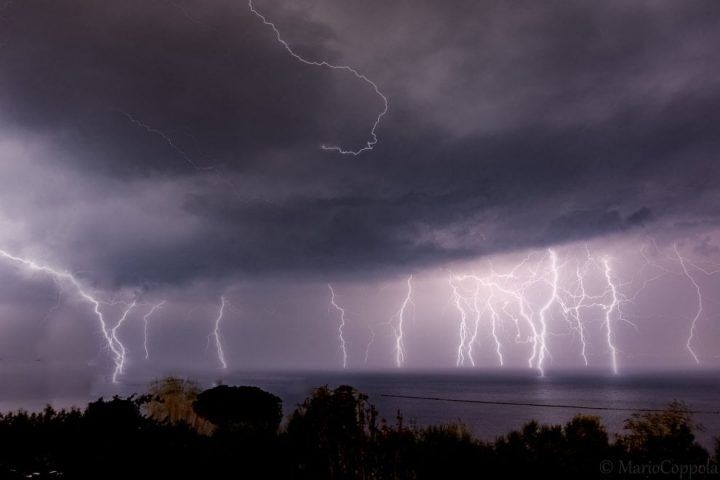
[626,208,653,226]
[0,0,719,287]
[0,0,380,175]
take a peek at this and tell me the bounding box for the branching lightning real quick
[328,284,348,368]
[447,247,632,375]
[0,249,134,383]
[635,241,720,364]
[143,300,166,360]
[109,301,136,383]
[536,249,559,375]
[448,275,470,367]
[247,0,388,155]
[3,240,718,376]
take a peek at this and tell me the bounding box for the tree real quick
[618,400,708,464]
[144,376,213,434]
[563,415,612,475]
[494,415,612,478]
[193,385,282,436]
[286,385,379,479]
[414,423,491,480]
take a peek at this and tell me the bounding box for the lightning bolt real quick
[486,292,504,367]
[142,300,166,360]
[447,247,631,375]
[247,0,388,155]
[601,258,620,374]
[391,275,413,368]
[535,249,559,376]
[363,324,375,364]
[109,301,136,383]
[450,255,539,369]
[116,110,214,171]
[0,248,132,383]
[557,260,591,366]
[166,0,219,31]
[208,296,228,370]
[465,280,483,367]
[450,273,506,368]
[449,275,470,367]
[328,284,348,369]
[674,243,703,364]
[555,246,623,372]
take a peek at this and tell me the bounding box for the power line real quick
[379,394,720,415]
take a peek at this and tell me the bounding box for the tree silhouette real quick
[286,385,379,479]
[618,400,708,464]
[193,385,282,436]
[144,376,213,434]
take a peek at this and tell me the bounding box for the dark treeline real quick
[0,377,718,479]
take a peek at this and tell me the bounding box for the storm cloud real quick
[0,0,719,287]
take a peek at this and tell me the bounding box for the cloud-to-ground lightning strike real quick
[674,243,703,364]
[109,301,136,383]
[116,110,214,171]
[391,275,413,368]
[559,256,592,366]
[363,324,375,364]
[536,249,559,376]
[447,247,633,375]
[448,275,470,367]
[143,300,166,360]
[247,0,388,156]
[328,284,348,368]
[601,259,620,374]
[0,249,132,382]
[208,296,228,370]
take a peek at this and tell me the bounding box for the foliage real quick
[0,379,717,479]
[618,400,708,464]
[193,385,282,437]
[144,376,214,434]
[286,385,379,479]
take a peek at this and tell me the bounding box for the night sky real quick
[1,0,719,384]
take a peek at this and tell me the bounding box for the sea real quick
[2,368,719,447]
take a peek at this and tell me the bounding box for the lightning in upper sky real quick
[328,284,348,368]
[116,110,214,171]
[247,0,388,156]
[208,296,228,370]
[142,300,166,360]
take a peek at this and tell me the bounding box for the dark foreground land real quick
[0,378,718,479]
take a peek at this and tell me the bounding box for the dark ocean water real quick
[2,368,719,447]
